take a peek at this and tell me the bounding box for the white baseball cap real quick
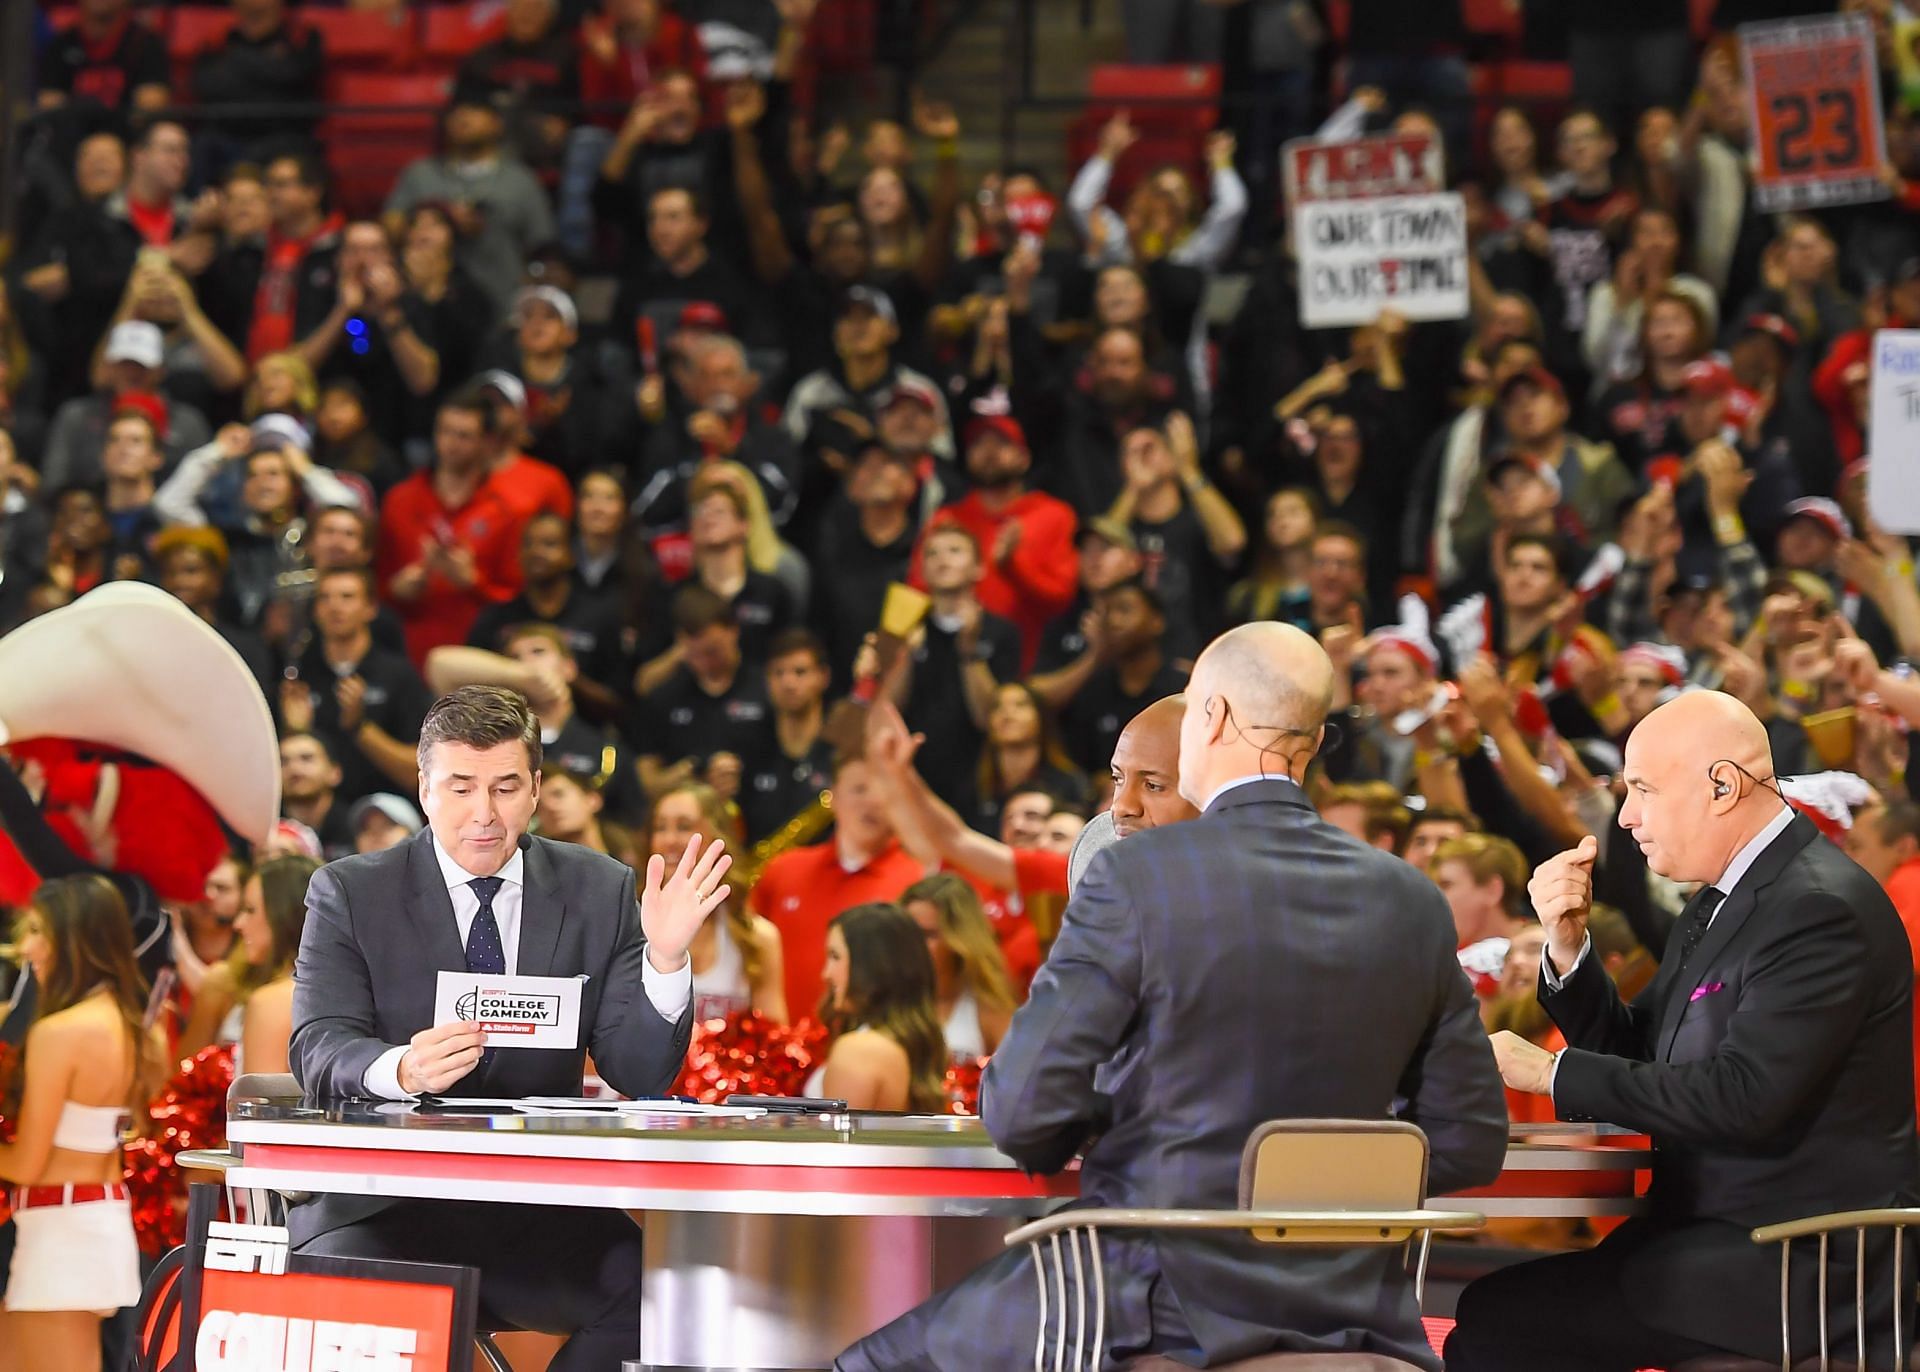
[104,320,165,370]
[514,285,578,333]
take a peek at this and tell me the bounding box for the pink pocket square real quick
[1689,982,1726,1003]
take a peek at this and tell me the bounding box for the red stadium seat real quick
[166,6,232,59]
[1086,63,1221,134]
[319,71,451,217]
[420,6,504,64]
[301,8,416,68]
[810,0,876,75]
[1461,0,1522,41]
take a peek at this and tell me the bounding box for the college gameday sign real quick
[1284,133,1469,329]
[1742,13,1889,211]
[135,1187,478,1371]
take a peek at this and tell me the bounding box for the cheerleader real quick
[0,874,166,1372]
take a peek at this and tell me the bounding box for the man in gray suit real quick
[839,623,1509,1371]
[290,685,732,1371]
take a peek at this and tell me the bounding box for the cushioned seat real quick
[1127,1356,1425,1371]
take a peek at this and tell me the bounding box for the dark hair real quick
[438,386,500,436]
[1875,801,1920,849]
[671,584,736,637]
[1098,576,1166,620]
[238,854,322,990]
[649,183,709,221]
[417,685,542,777]
[315,563,376,600]
[503,620,574,659]
[107,406,161,446]
[268,150,331,207]
[978,680,1077,804]
[767,627,829,669]
[822,903,947,1111]
[280,728,339,768]
[1313,519,1369,559]
[11,874,163,1116]
[1506,533,1572,583]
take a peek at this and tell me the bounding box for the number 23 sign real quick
[1743,14,1889,212]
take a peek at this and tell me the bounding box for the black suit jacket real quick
[288,829,693,1245]
[1544,814,1919,1360]
[982,779,1508,1369]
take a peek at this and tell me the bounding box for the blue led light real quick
[345,317,366,336]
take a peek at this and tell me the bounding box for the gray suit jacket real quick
[981,779,1507,1369]
[288,829,693,1244]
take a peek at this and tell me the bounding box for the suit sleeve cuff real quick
[363,1045,414,1100]
[643,950,693,1023]
[1540,933,1592,992]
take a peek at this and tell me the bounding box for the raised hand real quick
[725,80,767,132]
[640,832,732,970]
[1529,835,1598,976]
[1097,110,1138,162]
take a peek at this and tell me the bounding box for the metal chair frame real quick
[1749,1207,1920,1372]
[1001,1121,1486,1372]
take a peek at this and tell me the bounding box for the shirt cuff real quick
[1539,932,1592,992]
[643,948,693,1022]
[362,1044,414,1100]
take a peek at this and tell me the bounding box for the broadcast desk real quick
[222,1094,1649,1372]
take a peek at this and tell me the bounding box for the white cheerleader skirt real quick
[5,1185,143,1313]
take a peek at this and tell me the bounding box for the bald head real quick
[1619,690,1787,884]
[1110,694,1198,837]
[1179,625,1333,808]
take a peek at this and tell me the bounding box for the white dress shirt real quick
[1543,802,1795,1097]
[363,835,693,1099]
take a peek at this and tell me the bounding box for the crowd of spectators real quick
[5,0,1920,1157]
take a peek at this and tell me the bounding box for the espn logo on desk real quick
[454,987,563,1034]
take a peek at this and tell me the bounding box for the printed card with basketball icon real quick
[434,971,584,1050]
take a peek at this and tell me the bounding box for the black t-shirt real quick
[612,254,768,359]
[741,732,834,843]
[544,712,647,826]
[38,18,170,118]
[1032,589,1094,676]
[634,664,775,773]
[1132,504,1214,665]
[967,760,1089,840]
[293,640,437,804]
[1539,186,1637,335]
[295,795,359,862]
[633,569,796,671]
[809,502,918,689]
[1062,658,1191,776]
[467,579,630,694]
[454,34,580,113]
[903,610,1023,809]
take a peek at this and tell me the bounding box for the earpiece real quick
[1713,780,1730,798]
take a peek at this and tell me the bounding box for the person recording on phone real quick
[290,685,730,1371]
[1447,689,1919,1372]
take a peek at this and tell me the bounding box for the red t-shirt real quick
[126,195,175,246]
[910,491,1079,671]
[377,471,525,666]
[1887,857,1920,1115]
[750,841,924,1020]
[959,847,1069,995]
[576,12,706,129]
[490,452,575,529]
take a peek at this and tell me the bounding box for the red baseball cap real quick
[1783,496,1852,542]
[1497,365,1565,405]
[677,302,729,334]
[878,377,941,413]
[1681,357,1735,396]
[964,413,1027,449]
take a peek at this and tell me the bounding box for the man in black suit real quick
[289,685,732,1371]
[1449,690,1919,1371]
[839,623,1509,1371]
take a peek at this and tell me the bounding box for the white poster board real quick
[1868,329,1920,534]
[1294,192,1470,329]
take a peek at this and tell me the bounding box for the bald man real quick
[839,624,1506,1372]
[1449,691,1918,1372]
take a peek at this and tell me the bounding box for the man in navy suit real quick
[1450,691,1919,1370]
[839,623,1508,1371]
[290,685,733,1371]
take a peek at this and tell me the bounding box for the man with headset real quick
[1450,690,1919,1371]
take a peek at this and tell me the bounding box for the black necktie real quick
[465,876,506,976]
[1672,885,1725,974]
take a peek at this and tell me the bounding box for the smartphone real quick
[726,1094,849,1113]
[1392,683,1454,737]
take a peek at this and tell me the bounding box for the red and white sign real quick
[1286,134,1466,329]
[1742,14,1889,211]
[1284,133,1444,205]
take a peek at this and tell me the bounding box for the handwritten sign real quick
[1284,132,1444,204]
[1869,329,1920,534]
[1294,192,1469,329]
[1742,14,1889,211]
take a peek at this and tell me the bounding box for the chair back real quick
[1239,1119,1430,1245]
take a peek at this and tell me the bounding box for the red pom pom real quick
[941,1057,987,1116]
[124,1044,235,1255]
[672,1011,830,1102]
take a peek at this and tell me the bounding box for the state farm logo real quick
[455,988,561,1035]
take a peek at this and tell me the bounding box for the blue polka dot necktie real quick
[466,876,507,975]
